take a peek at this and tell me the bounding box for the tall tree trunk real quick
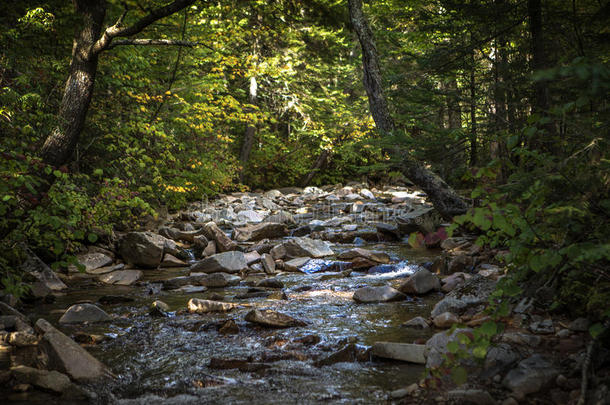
[446,77,462,131]
[347,0,467,219]
[40,0,106,167]
[469,50,478,167]
[491,2,509,183]
[527,0,549,116]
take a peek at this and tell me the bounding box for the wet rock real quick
[270,237,334,260]
[266,211,295,225]
[11,365,73,394]
[158,227,202,243]
[71,252,113,272]
[352,286,404,303]
[360,189,375,199]
[389,383,419,399]
[447,389,497,405]
[372,342,426,364]
[243,250,261,265]
[149,300,170,317]
[432,312,459,329]
[398,269,440,295]
[256,278,284,289]
[59,303,110,324]
[315,343,369,366]
[35,319,110,382]
[245,309,306,328]
[187,298,237,313]
[294,334,321,345]
[337,248,390,264]
[430,275,496,317]
[160,254,187,267]
[175,285,207,294]
[218,319,239,335]
[234,222,287,242]
[209,357,250,370]
[199,272,241,288]
[21,251,67,291]
[203,240,217,257]
[447,253,473,274]
[425,328,473,369]
[261,253,276,274]
[375,222,400,239]
[284,257,311,272]
[264,189,283,199]
[162,274,207,290]
[482,343,520,378]
[8,331,38,347]
[118,231,170,268]
[99,270,142,286]
[403,316,430,329]
[201,222,237,252]
[502,354,559,399]
[441,272,467,293]
[190,251,247,274]
[87,263,124,275]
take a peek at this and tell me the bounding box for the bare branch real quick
[91,0,197,56]
[107,39,198,49]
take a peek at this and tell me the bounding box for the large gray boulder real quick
[430,275,496,317]
[425,328,473,369]
[398,268,441,295]
[502,355,559,399]
[35,319,110,382]
[118,232,171,268]
[233,222,287,242]
[59,303,110,324]
[337,248,390,264]
[190,251,247,274]
[201,222,237,252]
[352,286,404,303]
[270,237,334,260]
[21,251,67,291]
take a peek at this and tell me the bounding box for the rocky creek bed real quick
[0,184,607,404]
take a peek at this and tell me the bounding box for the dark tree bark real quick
[347,0,468,219]
[446,77,462,131]
[469,49,478,167]
[40,0,196,168]
[527,0,549,116]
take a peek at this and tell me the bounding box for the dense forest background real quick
[0,0,608,319]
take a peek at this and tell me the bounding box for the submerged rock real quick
[59,303,111,324]
[245,309,306,328]
[352,286,404,303]
[371,342,426,364]
[190,251,247,274]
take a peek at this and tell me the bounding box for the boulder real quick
[352,286,404,303]
[261,253,276,274]
[256,278,284,289]
[245,309,306,328]
[337,248,390,264]
[11,365,73,394]
[35,319,110,381]
[432,312,459,328]
[187,298,237,313]
[99,270,142,286]
[236,209,265,223]
[430,275,496,317]
[315,343,369,366]
[371,342,426,364]
[118,232,168,268]
[425,328,473,369]
[59,304,111,324]
[403,316,430,329]
[160,254,188,268]
[190,251,247,274]
[283,257,311,272]
[265,211,295,225]
[199,272,241,288]
[158,227,203,243]
[149,300,170,317]
[502,355,559,399]
[270,237,334,260]
[234,222,287,242]
[398,269,441,295]
[71,252,113,272]
[201,222,237,252]
[162,274,208,290]
[21,251,67,291]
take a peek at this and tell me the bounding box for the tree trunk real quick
[527,0,549,116]
[40,0,106,167]
[446,77,462,131]
[347,0,467,219]
[301,149,330,187]
[469,50,478,167]
[239,75,257,183]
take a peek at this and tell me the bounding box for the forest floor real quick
[0,184,607,404]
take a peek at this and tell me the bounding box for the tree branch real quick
[90,0,197,56]
[107,39,198,49]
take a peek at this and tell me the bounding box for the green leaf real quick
[87,233,98,243]
[451,366,468,385]
[93,168,103,176]
[480,321,497,336]
[447,341,459,353]
[589,323,605,339]
[473,345,487,359]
